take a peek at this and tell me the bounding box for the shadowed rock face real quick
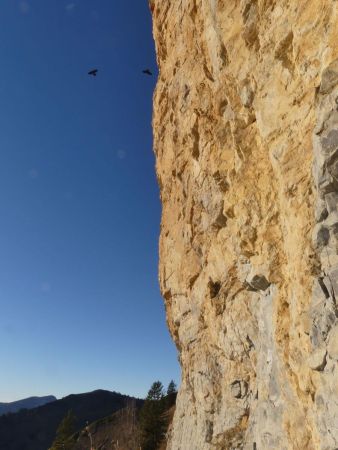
[151,1,338,448]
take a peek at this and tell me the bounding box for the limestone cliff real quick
[151,1,338,449]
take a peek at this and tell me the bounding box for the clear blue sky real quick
[0,0,180,402]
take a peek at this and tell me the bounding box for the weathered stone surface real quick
[315,198,328,223]
[151,1,338,448]
[312,224,330,249]
[325,192,338,214]
[320,59,338,95]
[245,273,270,292]
[328,326,338,360]
[322,267,338,304]
[308,348,327,371]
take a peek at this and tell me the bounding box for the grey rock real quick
[320,245,338,268]
[320,59,338,94]
[312,224,330,249]
[320,129,338,154]
[230,380,248,399]
[317,170,338,194]
[321,276,332,295]
[246,274,270,291]
[311,325,321,347]
[310,278,336,346]
[325,192,338,213]
[328,157,338,180]
[325,211,338,227]
[327,265,338,298]
[319,277,331,299]
[324,211,338,240]
[315,199,328,222]
[328,326,338,359]
[205,420,213,443]
[311,307,336,345]
[308,348,327,371]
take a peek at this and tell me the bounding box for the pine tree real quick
[139,381,166,450]
[49,410,77,450]
[166,380,177,396]
[165,380,177,409]
[146,381,164,401]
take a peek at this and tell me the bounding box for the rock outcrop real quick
[151,1,338,448]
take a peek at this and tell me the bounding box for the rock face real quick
[151,1,338,449]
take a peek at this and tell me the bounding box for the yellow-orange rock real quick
[151,1,338,448]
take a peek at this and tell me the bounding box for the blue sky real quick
[0,0,180,402]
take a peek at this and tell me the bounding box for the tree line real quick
[139,380,177,450]
[49,380,177,450]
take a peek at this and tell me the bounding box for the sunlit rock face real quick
[151,1,338,448]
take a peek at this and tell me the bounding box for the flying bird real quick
[88,69,98,77]
[142,69,152,76]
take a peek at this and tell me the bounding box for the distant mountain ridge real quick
[0,395,57,416]
[0,389,142,450]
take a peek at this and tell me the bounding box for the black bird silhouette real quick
[142,69,152,76]
[88,69,98,77]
